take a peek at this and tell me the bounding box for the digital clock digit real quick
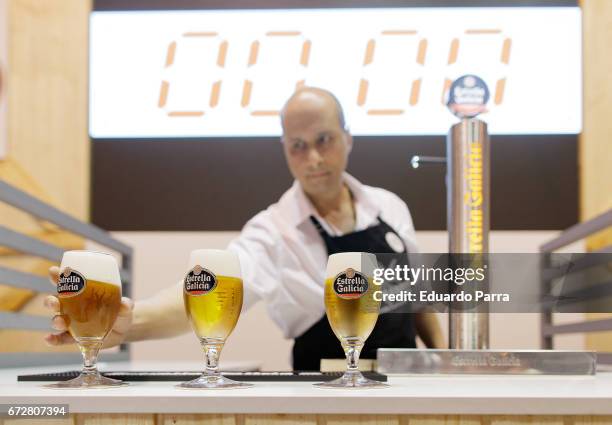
[158,32,227,116]
[357,30,427,115]
[442,29,511,105]
[241,31,311,116]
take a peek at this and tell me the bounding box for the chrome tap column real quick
[447,118,490,350]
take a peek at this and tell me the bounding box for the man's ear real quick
[345,131,353,154]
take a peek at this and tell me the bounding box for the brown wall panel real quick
[91,135,577,231]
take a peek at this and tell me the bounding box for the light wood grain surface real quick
[3,415,612,425]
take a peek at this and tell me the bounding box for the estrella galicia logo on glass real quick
[184,265,217,295]
[333,268,369,299]
[57,267,86,298]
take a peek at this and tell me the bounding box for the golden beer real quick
[60,279,121,339]
[314,252,387,389]
[184,275,243,340]
[48,250,127,388]
[324,276,379,342]
[179,249,252,389]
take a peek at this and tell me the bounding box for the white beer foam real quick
[188,249,241,279]
[326,252,378,278]
[60,250,121,286]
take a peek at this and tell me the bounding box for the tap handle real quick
[410,155,446,169]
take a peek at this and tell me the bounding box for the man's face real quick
[281,93,352,197]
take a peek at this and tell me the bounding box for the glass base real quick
[313,370,389,389]
[44,372,128,389]
[177,373,254,389]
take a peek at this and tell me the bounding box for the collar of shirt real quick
[277,172,381,236]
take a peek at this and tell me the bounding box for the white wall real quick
[93,230,585,370]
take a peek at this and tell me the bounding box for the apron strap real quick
[375,215,399,234]
[309,215,330,238]
[310,214,404,249]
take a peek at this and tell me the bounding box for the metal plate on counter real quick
[377,349,596,375]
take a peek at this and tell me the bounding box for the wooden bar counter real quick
[2,362,612,425]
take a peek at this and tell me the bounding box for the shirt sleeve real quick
[227,210,281,312]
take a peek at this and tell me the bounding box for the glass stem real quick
[78,339,103,377]
[202,340,224,378]
[343,339,363,374]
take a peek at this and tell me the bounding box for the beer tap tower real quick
[376,75,595,374]
[447,115,490,351]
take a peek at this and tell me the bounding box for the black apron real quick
[292,215,417,370]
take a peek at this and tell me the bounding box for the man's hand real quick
[414,310,446,349]
[44,266,135,348]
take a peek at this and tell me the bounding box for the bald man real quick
[44,87,444,370]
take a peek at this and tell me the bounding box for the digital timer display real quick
[89,7,581,138]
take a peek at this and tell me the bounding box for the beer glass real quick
[314,252,388,389]
[179,249,252,389]
[46,250,126,388]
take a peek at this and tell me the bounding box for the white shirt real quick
[227,173,418,339]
